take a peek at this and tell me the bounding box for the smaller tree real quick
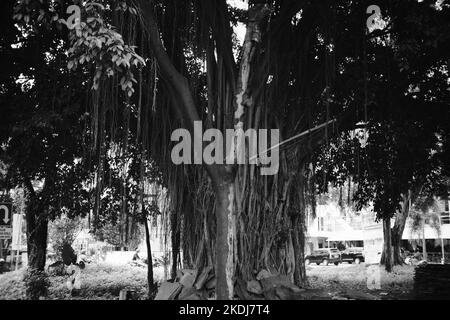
[409,194,441,261]
[48,214,83,261]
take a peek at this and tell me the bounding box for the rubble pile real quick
[154,268,334,300]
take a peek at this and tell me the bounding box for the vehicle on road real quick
[305,248,341,266]
[340,248,365,264]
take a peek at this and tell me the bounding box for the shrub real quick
[24,269,50,300]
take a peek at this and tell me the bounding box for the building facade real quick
[306,198,450,263]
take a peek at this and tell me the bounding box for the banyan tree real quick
[12,0,386,299]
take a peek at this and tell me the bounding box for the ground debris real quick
[156,267,214,300]
[247,280,263,295]
[340,289,380,300]
[154,282,183,300]
[179,273,196,288]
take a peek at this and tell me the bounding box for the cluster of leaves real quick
[1,0,92,219]
[13,0,66,32]
[13,1,146,97]
[314,0,450,221]
[65,2,146,96]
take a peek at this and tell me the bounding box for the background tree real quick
[314,0,450,272]
[48,214,84,260]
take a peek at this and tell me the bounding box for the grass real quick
[1,262,415,300]
[0,268,27,300]
[0,263,165,300]
[306,263,415,299]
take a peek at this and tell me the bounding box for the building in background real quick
[306,197,450,263]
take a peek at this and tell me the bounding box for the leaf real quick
[13,13,22,21]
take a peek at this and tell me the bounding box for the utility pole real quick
[439,215,445,264]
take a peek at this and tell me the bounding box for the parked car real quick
[305,248,341,266]
[340,248,365,264]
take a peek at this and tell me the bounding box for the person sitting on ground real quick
[132,248,140,261]
[66,261,85,297]
[131,249,147,267]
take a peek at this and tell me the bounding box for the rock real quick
[258,274,307,300]
[247,280,263,295]
[290,286,305,294]
[195,266,213,290]
[177,269,197,280]
[235,278,257,300]
[181,269,197,277]
[259,274,293,291]
[275,286,293,300]
[180,273,196,288]
[295,289,332,300]
[154,282,182,300]
[178,286,201,300]
[343,289,380,300]
[181,294,203,300]
[256,269,272,280]
[262,288,279,300]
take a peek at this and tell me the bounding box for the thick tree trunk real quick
[292,219,307,287]
[26,207,48,271]
[214,180,235,300]
[391,229,403,265]
[139,1,269,300]
[381,217,393,272]
[381,191,412,265]
[144,219,155,298]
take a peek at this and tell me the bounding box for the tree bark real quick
[170,209,180,280]
[144,218,155,298]
[214,179,235,300]
[138,1,269,300]
[381,191,413,266]
[23,179,48,272]
[381,217,393,272]
[391,192,411,265]
[26,204,48,271]
[292,218,307,287]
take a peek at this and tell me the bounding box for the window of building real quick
[445,200,449,212]
[441,211,450,224]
